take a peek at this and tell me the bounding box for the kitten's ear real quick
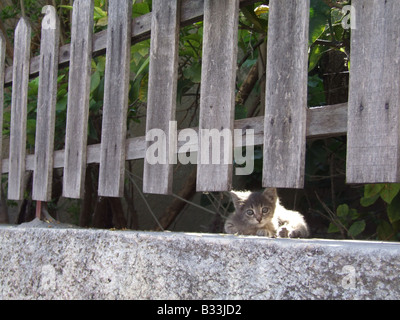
[262,188,277,202]
[230,191,247,209]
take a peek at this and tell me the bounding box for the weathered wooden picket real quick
[0,0,399,205]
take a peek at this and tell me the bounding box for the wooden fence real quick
[0,0,399,204]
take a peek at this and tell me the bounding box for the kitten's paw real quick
[224,222,238,234]
[256,229,267,237]
[277,226,289,238]
[288,230,302,238]
[277,226,306,238]
[256,229,275,237]
[278,227,305,238]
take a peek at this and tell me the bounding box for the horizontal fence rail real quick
[0,103,348,173]
[0,0,399,202]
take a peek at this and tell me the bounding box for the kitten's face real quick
[230,188,277,227]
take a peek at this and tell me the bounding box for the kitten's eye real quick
[246,209,254,216]
[262,207,270,215]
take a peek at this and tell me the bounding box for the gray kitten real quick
[224,188,309,238]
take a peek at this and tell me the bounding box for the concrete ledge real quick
[1,224,400,299]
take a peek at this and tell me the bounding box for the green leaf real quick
[327,222,340,233]
[90,71,101,93]
[364,184,385,198]
[56,95,68,112]
[26,119,37,147]
[241,6,267,33]
[95,56,106,73]
[336,204,349,218]
[235,104,247,120]
[308,74,326,106]
[131,41,151,60]
[93,6,107,19]
[138,73,148,102]
[309,0,331,44]
[349,208,360,221]
[133,56,149,82]
[380,184,400,204]
[92,76,105,102]
[59,5,73,11]
[377,220,395,241]
[348,220,366,238]
[88,117,99,142]
[387,194,400,223]
[57,74,66,83]
[57,88,67,99]
[308,44,329,72]
[254,5,269,17]
[360,194,379,207]
[96,16,108,27]
[94,0,105,7]
[28,77,39,96]
[183,62,202,83]
[181,33,202,44]
[132,2,150,18]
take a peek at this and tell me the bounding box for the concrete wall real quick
[1,222,400,299]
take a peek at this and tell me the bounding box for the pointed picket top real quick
[32,5,60,201]
[8,17,32,201]
[143,0,181,195]
[63,0,94,199]
[98,0,132,197]
[16,16,31,34]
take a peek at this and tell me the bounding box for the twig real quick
[312,39,347,49]
[205,192,229,217]
[238,37,265,68]
[322,0,346,9]
[125,171,164,231]
[20,0,26,17]
[314,191,348,239]
[221,191,233,217]
[171,193,216,215]
[0,19,14,60]
[126,171,215,216]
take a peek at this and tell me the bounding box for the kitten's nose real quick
[256,217,262,223]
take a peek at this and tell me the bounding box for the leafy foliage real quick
[0,1,398,240]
